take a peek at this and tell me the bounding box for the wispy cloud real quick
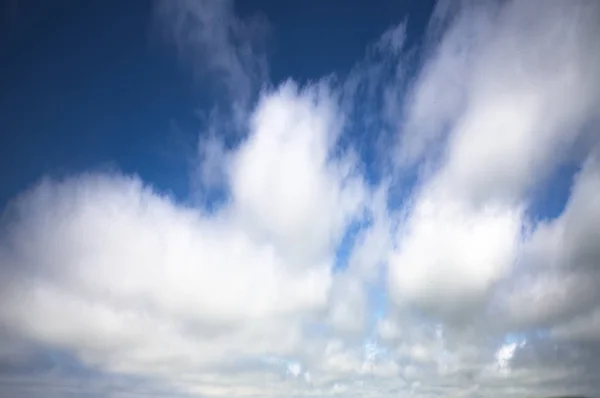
[155,0,269,105]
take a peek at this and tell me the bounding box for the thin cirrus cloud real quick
[1,0,600,397]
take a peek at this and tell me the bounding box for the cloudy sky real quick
[1,0,600,397]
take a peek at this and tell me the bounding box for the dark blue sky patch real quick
[0,0,435,212]
[0,0,199,206]
[528,162,581,223]
[237,0,435,85]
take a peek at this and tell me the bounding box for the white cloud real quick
[387,0,600,321]
[230,81,367,267]
[504,150,600,333]
[326,274,368,335]
[495,340,525,372]
[389,186,523,318]
[3,0,600,397]
[0,82,370,396]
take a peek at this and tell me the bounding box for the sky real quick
[0,0,599,397]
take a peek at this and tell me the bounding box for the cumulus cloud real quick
[2,0,600,397]
[387,0,600,318]
[505,151,600,335]
[0,82,369,395]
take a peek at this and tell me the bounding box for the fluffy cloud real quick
[387,0,600,319]
[0,82,369,395]
[389,189,523,319]
[230,81,366,267]
[505,151,600,337]
[2,0,600,397]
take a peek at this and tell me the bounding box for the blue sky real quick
[1,1,600,397]
[0,0,433,205]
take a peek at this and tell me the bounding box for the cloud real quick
[2,0,600,397]
[0,82,370,396]
[155,0,269,105]
[389,189,523,319]
[387,0,600,320]
[230,81,367,267]
[504,150,600,335]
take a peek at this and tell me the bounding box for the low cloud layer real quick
[1,1,600,397]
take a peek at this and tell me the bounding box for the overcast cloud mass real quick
[1,0,600,397]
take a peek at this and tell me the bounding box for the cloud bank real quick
[1,1,600,397]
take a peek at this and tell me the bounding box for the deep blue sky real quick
[0,0,434,207]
